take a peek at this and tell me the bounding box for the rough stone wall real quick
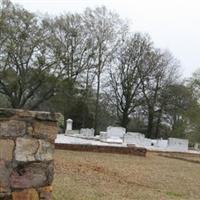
[0,108,59,200]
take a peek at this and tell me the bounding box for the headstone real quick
[65,119,73,135]
[124,132,145,145]
[100,131,107,142]
[194,143,200,151]
[101,126,125,143]
[80,128,94,138]
[167,138,188,151]
[106,126,126,138]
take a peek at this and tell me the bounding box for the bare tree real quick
[83,6,127,134]
[140,50,179,138]
[42,13,97,126]
[43,13,95,82]
[109,33,152,129]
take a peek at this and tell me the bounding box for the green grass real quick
[166,191,183,198]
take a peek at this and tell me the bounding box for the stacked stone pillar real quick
[0,108,59,200]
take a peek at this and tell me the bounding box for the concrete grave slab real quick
[167,138,188,151]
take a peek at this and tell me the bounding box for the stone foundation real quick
[55,143,147,156]
[0,108,59,200]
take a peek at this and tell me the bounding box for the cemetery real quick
[55,119,195,154]
[1,1,200,199]
[54,123,200,200]
[0,109,200,200]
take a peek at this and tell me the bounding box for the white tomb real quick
[100,126,126,143]
[124,132,153,147]
[167,138,188,151]
[124,132,145,145]
[107,126,126,138]
[80,128,94,138]
[124,132,168,148]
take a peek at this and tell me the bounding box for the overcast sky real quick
[11,0,200,77]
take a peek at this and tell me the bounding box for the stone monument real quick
[65,119,73,135]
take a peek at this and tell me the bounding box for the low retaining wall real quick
[0,108,59,200]
[55,143,147,157]
[158,154,200,164]
[149,149,200,156]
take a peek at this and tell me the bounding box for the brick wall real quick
[0,108,59,200]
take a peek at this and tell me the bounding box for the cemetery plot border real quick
[55,143,147,157]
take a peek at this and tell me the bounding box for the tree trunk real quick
[155,109,162,138]
[120,111,129,129]
[94,71,100,135]
[82,67,90,128]
[94,44,102,135]
[147,108,154,138]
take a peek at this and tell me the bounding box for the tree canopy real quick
[1,0,200,142]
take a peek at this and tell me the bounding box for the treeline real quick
[1,0,200,141]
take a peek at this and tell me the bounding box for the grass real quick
[53,150,200,200]
[166,191,183,198]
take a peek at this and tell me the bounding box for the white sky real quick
[11,0,200,77]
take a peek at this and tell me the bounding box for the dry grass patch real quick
[53,150,200,200]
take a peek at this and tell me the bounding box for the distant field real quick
[53,150,200,200]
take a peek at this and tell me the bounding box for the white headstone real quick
[80,128,94,138]
[124,132,145,145]
[101,126,125,143]
[194,143,200,151]
[106,126,126,138]
[167,138,188,151]
[65,119,73,135]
